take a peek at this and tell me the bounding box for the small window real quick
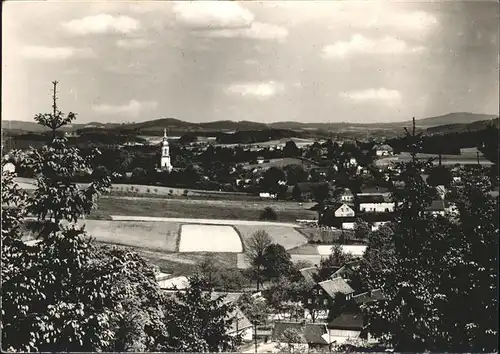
[308,298,312,304]
[323,299,328,306]
[318,289,323,295]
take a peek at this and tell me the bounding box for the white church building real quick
[159,129,173,172]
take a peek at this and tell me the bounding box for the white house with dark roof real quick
[373,144,394,157]
[358,195,395,213]
[329,202,355,218]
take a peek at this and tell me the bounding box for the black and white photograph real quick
[1,0,499,352]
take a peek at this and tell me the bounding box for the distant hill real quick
[3,112,497,134]
[403,112,498,128]
[425,117,499,135]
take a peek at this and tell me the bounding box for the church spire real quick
[163,128,167,139]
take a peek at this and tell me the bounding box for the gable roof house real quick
[339,188,355,203]
[303,277,355,322]
[272,321,332,351]
[318,277,355,300]
[328,202,356,218]
[327,288,385,345]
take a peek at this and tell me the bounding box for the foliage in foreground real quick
[1,82,238,352]
[356,119,498,352]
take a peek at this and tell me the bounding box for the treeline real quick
[386,124,499,158]
[215,129,302,144]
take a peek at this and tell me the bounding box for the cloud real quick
[173,2,287,41]
[173,1,253,29]
[363,10,438,32]
[226,81,285,99]
[200,22,288,41]
[322,35,425,59]
[116,38,155,49]
[62,14,140,35]
[91,100,158,117]
[21,46,95,61]
[340,89,402,106]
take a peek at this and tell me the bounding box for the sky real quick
[2,0,499,124]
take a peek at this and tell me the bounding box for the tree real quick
[284,164,309,185]
[1,81,164,352]
[283,140,301,157]
[292,184,302,201]
[1,82,242,352]
[315,244,354,282]
[359,118,498,352]
[353,219,371,241]
[426,166,453,187]
[245,230,273,291]
[196,255,221,289]
[155,275,240,352]
[260,206,278,220]
[261,166,287,197]
[275,328,304,353]
[312,183,330,220]
[261,243,293,281]
[131,166,147,181]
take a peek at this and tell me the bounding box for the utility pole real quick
[477,150,480,165]
[254,321,258,353]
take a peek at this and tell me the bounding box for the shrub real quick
[259,207,277,221]
[154,188,158,193]
[146,188,150,193]
[183,189,189,196]
[169,189,174,195]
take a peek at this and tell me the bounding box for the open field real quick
[178,224,243,253]
[14,177,255,200]
[243,157,319,170]
[90,196,317,222]
[115,247,238,276]
[84,220,180,252]
[236,225,308,250]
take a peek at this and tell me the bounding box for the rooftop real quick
[328,313,364,331]
[272,322,330,345]
[318,277,355,298]
[300,267,320,286]
[353,289,385,305]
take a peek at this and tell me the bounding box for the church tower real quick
[160,129,172,172]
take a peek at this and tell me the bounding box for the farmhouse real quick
[272,322,332,351]
[358,195,395,213]
[373,144,394,157]
[327,289,385,345]
[328,202,355,218]
[304,277,355,321]
[339,188,354,203]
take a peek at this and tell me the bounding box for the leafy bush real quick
[183,189,189,196]
[260,207,277,221]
